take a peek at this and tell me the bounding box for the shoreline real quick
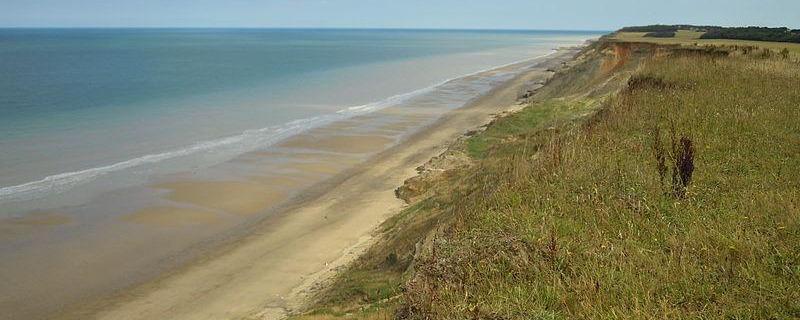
[0,47,558,209]
[53,46,583,320]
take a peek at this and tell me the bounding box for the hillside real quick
[289,35,800,319]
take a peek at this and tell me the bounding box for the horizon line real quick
[0,26,613,32]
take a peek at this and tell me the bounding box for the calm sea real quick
[0,29,602,213]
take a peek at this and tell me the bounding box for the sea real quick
[0,28,601,215]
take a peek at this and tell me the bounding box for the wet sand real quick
[158,181,290,216]
[1,211,72,227]
[0,211,72,241]
[122,207,221,227]
[54,47,581,320]
[278,134,396,154]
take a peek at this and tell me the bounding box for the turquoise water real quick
[0,29,601,210]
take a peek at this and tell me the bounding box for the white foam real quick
[0,50,559,203]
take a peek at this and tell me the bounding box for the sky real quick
[0,0,798,30]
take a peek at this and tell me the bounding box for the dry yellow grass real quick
[611,31,800,55]
[614,30,705,41]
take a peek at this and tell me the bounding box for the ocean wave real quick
[0,50,557,203]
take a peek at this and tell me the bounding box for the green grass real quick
[466,99,601,158]
[403,45,800,319]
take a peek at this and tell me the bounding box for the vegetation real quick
[701,27,800,43]
[293,36,800,319]
[402,42,800,320]
[466,99,599,158]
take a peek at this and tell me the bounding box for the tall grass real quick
[402,51,800,319]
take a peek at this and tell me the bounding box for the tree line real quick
[700,27,800,43]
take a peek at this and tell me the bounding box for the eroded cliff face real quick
[601,41,633,74]
[395,147,472,204]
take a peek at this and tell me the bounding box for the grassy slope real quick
[294,40,800,319]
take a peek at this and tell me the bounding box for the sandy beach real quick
[36,47,582,320]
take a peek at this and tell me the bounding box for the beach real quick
[0,30,609,320]
[40,47,582,320]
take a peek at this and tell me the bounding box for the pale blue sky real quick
[1,0,798,30]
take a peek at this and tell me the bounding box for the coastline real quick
[51,46,583,320]
[0,40,565,208]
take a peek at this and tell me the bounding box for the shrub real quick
[780,48,791,59]
[671,135,695,198]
